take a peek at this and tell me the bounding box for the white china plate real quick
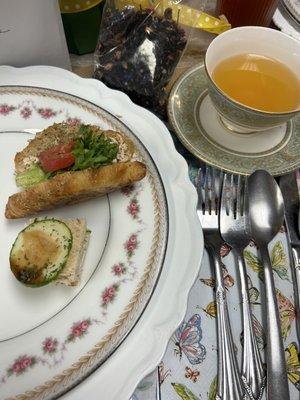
[273,6,300,41]
[0,66,203,400]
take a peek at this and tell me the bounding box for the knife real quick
[280,172,300,341]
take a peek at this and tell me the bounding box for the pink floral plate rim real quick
[0,85,169,400]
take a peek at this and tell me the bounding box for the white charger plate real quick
[0,66,203,400]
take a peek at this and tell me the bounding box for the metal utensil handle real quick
[236,251,265,400]
[209,249,245,400]
[260,245,290,400]
[291,246,300,342]
[156,366,161,400]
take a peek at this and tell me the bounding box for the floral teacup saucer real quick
[168,62,300,176]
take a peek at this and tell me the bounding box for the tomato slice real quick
[39,141,75,173]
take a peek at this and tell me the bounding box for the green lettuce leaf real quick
[71,125,119,171]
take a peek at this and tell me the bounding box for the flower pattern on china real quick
[101,284,119,307]
[0,104,15,115]
[67,319,92,342]
[37,107,57,119]
[7,356,36,377]
[121,184,135,197]
[112,263,127,276]
[127,198,140,219]
[20,106,32,119]
[42,337,58,355]
[0,318,101,383]
[65,117,81,125]
[0,99,82,123]
[124,233,138,258]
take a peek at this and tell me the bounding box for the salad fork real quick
[196,166,245,400]
[220,174,265,400]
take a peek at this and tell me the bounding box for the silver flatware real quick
[156,366,161,400]
[280,172,300,341]
[130,367,161,400]
[248,170,290,400]
[220,174,265,400]
[197,166,246,400]
[279,0,300,30]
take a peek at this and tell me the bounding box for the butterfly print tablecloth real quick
[132,134,300,400]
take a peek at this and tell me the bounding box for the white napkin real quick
[0,0,70,69]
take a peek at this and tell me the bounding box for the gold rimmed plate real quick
[0,66,203,400]
[168,62,300,176]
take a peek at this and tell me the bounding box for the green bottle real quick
[59,0,104,55]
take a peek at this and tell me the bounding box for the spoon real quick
[248,170,290,400]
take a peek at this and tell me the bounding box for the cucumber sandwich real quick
[10,218,90,287]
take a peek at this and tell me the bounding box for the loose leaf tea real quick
[94,5,187,116]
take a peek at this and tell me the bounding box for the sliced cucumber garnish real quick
[15,164,48,188]
[10,219,72,287]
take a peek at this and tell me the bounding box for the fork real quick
[197,166,246,400]
[220,174,266,400]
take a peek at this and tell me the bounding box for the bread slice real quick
[55,219,90,286]
[5,161,146,219]
[15,123,136,173]
[27,217,90,286]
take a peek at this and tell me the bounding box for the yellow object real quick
[213,53,300,112]
[59,0,103,13]
[285,342,300,389]
[116,0,231,34]
[202,301,217,318]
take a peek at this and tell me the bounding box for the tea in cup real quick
[205,27,300,133]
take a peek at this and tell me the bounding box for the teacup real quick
[205,26,300,134]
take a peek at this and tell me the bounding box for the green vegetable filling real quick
[71,125,119,170]
[15,125,119,188]
[15,164,48,188]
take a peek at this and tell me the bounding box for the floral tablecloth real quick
[68,13,300,396]
[132,135,300,400]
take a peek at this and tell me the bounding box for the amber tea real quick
[212,53,300,113]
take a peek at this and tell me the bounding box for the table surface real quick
[68,5,300,399]
[69,67,300,400]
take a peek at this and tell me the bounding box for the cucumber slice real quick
[10,219,72,287]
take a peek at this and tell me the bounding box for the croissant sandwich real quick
[5,123,146,219]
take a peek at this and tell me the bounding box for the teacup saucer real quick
[168,62,300,176]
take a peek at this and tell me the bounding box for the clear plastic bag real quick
[94,0,231,116]
[94,0,188,117]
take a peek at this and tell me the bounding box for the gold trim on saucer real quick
[167,62,300,176]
